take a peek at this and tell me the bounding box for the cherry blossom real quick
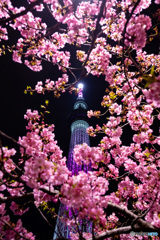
[143,75,160,108]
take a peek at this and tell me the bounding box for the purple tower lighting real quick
[53,84,92,239]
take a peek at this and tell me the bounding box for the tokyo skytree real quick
[53,84,92,239]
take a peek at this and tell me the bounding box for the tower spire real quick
[77,83,83,99]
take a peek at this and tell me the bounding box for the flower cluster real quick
[125,15,152,49]
[74,143,110,169]
[143,75,160,108]
[77,44,111,76]
[33,74,69,96]
[0,109,71,237]
[61,171,109,227]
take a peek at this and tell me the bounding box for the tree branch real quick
[88,201,160,240]
[0,0,43,26]
[122,0,141,58]
[92,226,132,240]
[40,186,59,196]
[0,130,25,149]
[107,202,159,232]
[36,206,53,228]
[0,192,33,203]
[82,0,106,68]
[122,0,141,91]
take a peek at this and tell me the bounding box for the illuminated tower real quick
[53,84,91,239]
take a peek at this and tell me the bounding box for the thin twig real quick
[0,130,25,149]
[37,206,53,228]
[82,0,106,68]
[132,187,159,226]
[0,218,33,240]
[122,0,141,92]
[127,48,143,75]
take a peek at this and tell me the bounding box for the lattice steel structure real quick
[53,85,92,239]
